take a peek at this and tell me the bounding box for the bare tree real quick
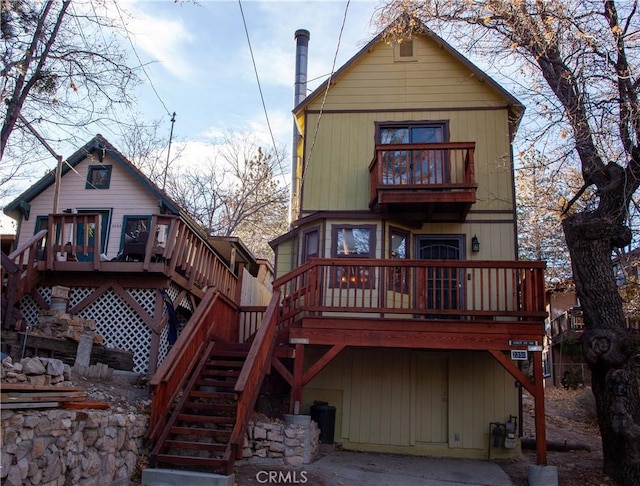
[375,2,640,483]
[166,131,289,261]
[1,0,138,187]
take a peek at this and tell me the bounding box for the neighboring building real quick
[1,135,271,374]
[267,18,547,464]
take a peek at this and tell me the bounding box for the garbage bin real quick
[310,401,336,444]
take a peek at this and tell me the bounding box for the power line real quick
[113,0,172,117]
[302,0,351,185]
[237,0,288,187]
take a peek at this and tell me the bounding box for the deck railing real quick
[273,258,546,323]
[147,288,238,442]
[43,213,238,300]
[1,230,48,328]
[369,142,476,204]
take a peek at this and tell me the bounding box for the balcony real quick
[275,258,546,351]
[369,142,477,221]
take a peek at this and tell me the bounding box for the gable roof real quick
[3,134,183,219]
[294,15,524,127]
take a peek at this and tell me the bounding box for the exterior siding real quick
[303,348,518,457]
[17,154,162,259]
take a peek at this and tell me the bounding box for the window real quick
[331,225,376,288]
[86,165,112,189]
[389,228,409,293]
[394,40,416,61]
[377,121,449,185]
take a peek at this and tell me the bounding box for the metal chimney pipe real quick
[294,29,310,107]
[290,29,310,226]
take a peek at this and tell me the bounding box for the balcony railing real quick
[369,142,477,220]
[37,213,238,299]
[274,258,546,324]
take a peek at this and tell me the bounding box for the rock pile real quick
[1,356,72,386]
[33,309,103,345]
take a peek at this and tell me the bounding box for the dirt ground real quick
[497,387,614,486]
[82,374,613,485]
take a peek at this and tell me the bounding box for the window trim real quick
[86,165,112,189]
[375,120,450,144]
[330,224,377,289]
[394,40,417,62]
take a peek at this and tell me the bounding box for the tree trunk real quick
[563,212,640,485]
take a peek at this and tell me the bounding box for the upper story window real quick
[378,122,448,145]
[377,121,450,184]
[86,165,112,189]
[394,40,416,62]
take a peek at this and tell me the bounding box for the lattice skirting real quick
[20,285,193,375]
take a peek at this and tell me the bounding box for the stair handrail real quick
[1,230,47,328]
[229,288,282,456]
[148,286,221,442]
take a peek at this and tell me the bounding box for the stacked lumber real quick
[0,383,109,410]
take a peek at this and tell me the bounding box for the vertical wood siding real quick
[304,348,518,452]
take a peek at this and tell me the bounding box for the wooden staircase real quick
[151,341,251,475]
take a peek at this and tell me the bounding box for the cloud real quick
[111,1,196,81]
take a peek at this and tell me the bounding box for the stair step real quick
[195,379,237,389]
[177,414,235,425]
[210,350,249,358]
[154,453,228,470]
[207,360,245,368]
[213,343,251,352]
[169,426,232,438]
[164,439,227,452]
[201,369,240,378]
[189,390,237,400]
[183,401,237,413]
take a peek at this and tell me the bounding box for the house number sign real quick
[510,350,528,360]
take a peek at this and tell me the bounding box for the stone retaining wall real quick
[242,416,319,466]
[0,408,148,486]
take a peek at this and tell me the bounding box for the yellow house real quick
[268,19,548,463]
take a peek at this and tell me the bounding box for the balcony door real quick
[75,209,111,262]
[416,236,464,315]
[379,122,448,184]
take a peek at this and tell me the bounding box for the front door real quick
[414,354,448,443]
[416,236,463,315]
[76,209,111,261]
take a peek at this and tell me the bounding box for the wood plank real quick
[2,401,60,409]
[0,383,83,392]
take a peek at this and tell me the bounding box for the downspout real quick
[290,29,310,228]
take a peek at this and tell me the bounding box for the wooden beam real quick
[533,351,547,465]
[302,344,345,386]
[488,350,535,395]
[69,280,113,314]
[290,327,541,352]
[271,357,292,386]
[291,343,304,415]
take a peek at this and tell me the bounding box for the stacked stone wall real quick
[1,408,148,486]
[242,417,319,466]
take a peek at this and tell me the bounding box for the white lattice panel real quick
[19,294,40,328]
[158,322,170,366]
[78,289,152,374]
[69,287,92,308]
[128,288,156,317]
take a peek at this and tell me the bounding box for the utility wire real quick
[113,0,172,117]
[238,0,288,187]
[302,0,350,184]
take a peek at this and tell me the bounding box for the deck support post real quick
[533,350,547,465]
[292,343,305,414]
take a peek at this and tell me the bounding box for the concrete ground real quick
[234,450,514,486]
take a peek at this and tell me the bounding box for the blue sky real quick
[109,0,384,161]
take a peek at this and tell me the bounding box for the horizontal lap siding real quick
[18,156,161,259]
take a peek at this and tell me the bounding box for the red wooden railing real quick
[44,213,238,300]
[1,230,48,328]
[147,288,238,441]
[229,289,283,458]
[273,258,546,322]
[369,142,476,205]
